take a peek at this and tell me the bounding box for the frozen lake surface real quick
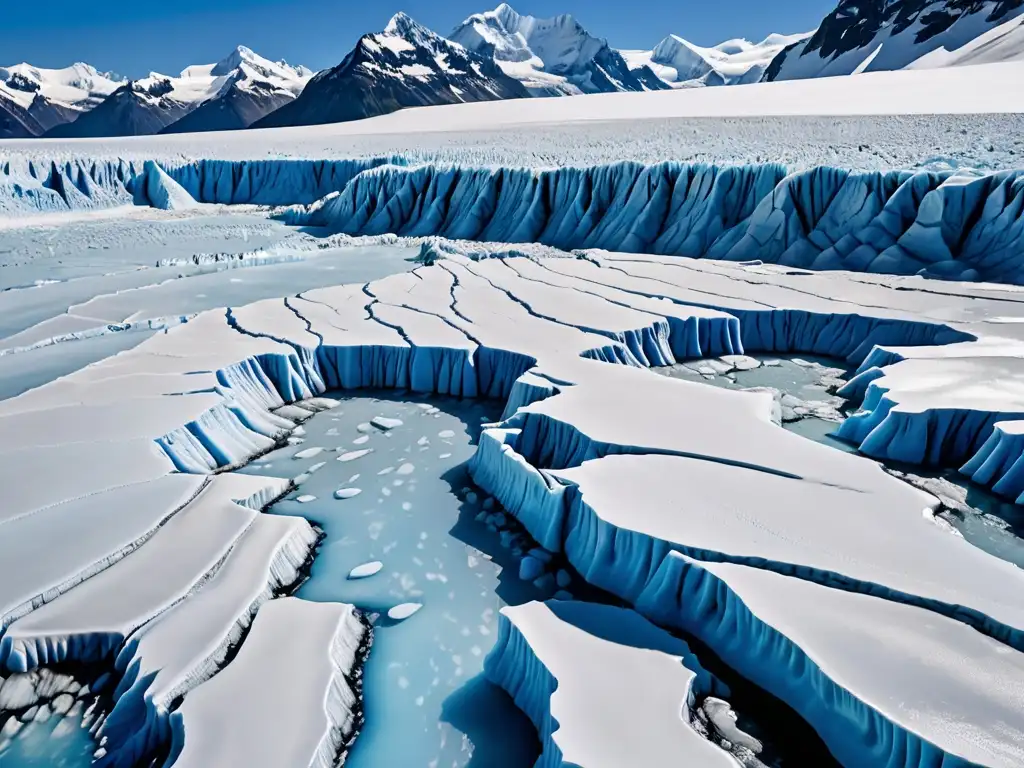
[241,391,542,768]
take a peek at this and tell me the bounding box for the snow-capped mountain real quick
[254,13,530,129]
[763,0,1024,80]
[449,4,668,95]
[0,62,124,136]
[46,47,311,138]
[907,12,1024,66]
[621,33,811,88]
[162,47,311,133]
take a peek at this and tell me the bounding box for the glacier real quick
[3,164,1024,765]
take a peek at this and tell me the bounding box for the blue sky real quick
[2,0,834,78]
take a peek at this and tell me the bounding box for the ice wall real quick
[0,155,404,215]
[4,154,1024,283]
[286,162,1024,284]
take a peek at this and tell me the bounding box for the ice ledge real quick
[166,598,369,768]
[636,554,1024,768]
[484,600,735,767]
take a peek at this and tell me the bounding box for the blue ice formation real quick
[134,161,198,211]
[483,600,718,768]
[284,162,1024,284]
[836,381,1024,467]
[4,155,1024,282]
[961,422,1024,502]
[635,554,982,768]
[161,157,407,206]
[0,155,404,214]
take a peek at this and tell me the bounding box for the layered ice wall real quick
[4,156,1024,283]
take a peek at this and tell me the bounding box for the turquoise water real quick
[242,391,541,768]
[0,712,95,768]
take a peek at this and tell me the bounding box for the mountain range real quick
[2,1,1022,140]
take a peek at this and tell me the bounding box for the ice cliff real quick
[4,156,1024,283]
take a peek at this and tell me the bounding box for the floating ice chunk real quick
[293,447,323,460]
[292,473,311,486]
[307,462,327,473]
[372,417,404,430]
[438,430,456,439]
[334,488,362,500]
[0,674,38,710]
[352,435,370,445]
[338,449,373,463]
[388,603,423,621]
[396,463,415,476]
[295,495,316,504]
[348,562,384,580]
[356,423,373,433]
[417,437,429,446]
[377,467,394,475]
[439,453,452,459]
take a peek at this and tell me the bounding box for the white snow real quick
[4,62,1023,170]
[488,600,736,766]
[0,62,124,111]
[621,31,810,87]
[909,15,1024,68]
[169,598,366,768]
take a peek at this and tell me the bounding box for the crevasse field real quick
[2,66,1024,768]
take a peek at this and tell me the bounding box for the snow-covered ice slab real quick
[99,512,315,766]
[638,554,1024,768]
[0,474,205,632]
[485,600,736,767]
[167,597,367,768]
[0,475,275,671]
[541,453,1024,647]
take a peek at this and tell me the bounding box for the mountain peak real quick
[385,11,419,35]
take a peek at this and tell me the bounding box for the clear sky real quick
[2,0,835,78]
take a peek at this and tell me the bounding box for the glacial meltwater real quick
[241,391,542,767]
